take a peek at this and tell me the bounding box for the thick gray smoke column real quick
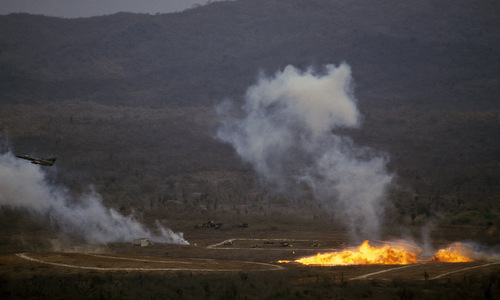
[0,151,188,245]
[217,63,393,239]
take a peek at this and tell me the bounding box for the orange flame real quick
[431,242,474,262]
[293,240,420,266]
[283,241,476,266]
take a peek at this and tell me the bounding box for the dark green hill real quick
[0,0,499,234]
[1,0,498,108]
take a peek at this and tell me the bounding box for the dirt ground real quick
[1,225,500,299]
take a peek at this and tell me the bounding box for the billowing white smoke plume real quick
[0,151,188,245]
[217,63,393,239]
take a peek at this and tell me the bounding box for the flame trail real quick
[284,240,420,266]
[281,240,478,266]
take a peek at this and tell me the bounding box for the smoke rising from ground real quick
[0,151,188,245]
[217,63,393,239]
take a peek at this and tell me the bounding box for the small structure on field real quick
[134,238,152,247]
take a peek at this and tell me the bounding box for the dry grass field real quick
[1,226,500,299]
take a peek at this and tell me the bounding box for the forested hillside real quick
[0,0,499,235]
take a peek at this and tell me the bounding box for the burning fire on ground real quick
[279,240,476,266]
[431,242,474,263]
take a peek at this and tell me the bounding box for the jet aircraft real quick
[16,155,56,166]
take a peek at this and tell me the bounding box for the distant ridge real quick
[0,0,497,109]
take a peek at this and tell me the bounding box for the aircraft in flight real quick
[16,155,56,166]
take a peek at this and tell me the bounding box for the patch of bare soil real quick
[3,227,499,282]
[13,252,282,272]
[1,228,500,299]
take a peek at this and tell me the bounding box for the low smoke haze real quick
[217,63,393,240]
[0,0,220,18]
[0,150,188,244]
